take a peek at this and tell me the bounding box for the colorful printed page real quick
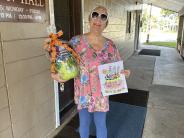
[98,61,128,96]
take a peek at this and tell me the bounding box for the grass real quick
[143,41,177,48]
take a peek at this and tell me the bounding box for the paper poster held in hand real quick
[98,61,128,96]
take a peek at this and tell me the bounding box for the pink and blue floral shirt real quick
[70,35,121,112]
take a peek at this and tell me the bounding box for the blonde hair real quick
[93,6,108,14]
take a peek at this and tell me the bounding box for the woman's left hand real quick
[121,69,131,78]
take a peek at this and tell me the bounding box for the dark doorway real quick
[53,0,82,123]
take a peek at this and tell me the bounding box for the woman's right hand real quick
[51,73,67,83]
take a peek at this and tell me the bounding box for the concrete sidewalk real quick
[121,45,184,138]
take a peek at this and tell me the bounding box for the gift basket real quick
[44,30,80,83]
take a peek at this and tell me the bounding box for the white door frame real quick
[48,0,60,128]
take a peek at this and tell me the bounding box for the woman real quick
[50,6,130,138]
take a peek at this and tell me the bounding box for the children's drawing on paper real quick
[98,61,128,96]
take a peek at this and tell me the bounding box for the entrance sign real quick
[98,61,128,96]
[0,0,46,23]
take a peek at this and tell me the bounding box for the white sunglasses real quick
[91,11,108,22]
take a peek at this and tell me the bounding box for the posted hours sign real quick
[0,0,46,23]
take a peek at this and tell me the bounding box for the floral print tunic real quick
[69,35,121,112]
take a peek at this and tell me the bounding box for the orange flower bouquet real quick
[44,30,80,81]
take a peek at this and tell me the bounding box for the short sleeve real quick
[69,35,81,49]
[114,46,121,61]
[110,40,121,61]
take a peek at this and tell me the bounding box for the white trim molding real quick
[48,0,60,128]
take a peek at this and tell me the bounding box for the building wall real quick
[0,1,56,138]
[177,9,184,56]
[178,6,184,42]
[0,35,13,138]
[179,7,184,16]
[83,0,138,61]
